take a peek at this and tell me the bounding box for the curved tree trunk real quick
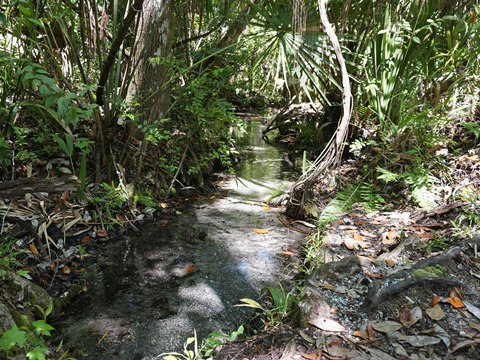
[287,0,352,218]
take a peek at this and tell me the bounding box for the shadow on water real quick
[54,114,304,359]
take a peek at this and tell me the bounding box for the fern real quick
[376,166,402,183]
[319,181,385,222]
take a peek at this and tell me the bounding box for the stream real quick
[55,114,305,359]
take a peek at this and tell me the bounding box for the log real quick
[0,176,80,198]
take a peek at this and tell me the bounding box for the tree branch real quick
[96,0,145,106]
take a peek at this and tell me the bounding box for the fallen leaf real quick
[262,205,272,211]
[328,336,343,346]
[183,265,196,272]
[80,235,93,245]
[344,236,367,250]
[425,304,446,321]
[160,202,169,208]
[469,322,480,332]
[352,330,369,339]
[399,306,422,328]
[316,281,336,290]
[308,317,345,332]
[432,294,440,306]
[61,265,71,275]
[382,229,398,244]
[372,320,402,334]
[366,272,384,279]
[353,233,364,241]
[404,335,441,347]
[96,229,108,237]
[448,293,465,308]
[29,244,40,256]
[300,352,320,360]
[252,228,268,234]
[433,324,450,347]
[454,287,463,298]
[463,300,480,321]
[417,232,433,239]
[298,329,315,344]
[385,258,396,267]
[367,322,375,339]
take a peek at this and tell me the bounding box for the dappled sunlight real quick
[178,282,225,315]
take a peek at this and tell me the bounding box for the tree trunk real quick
[286,0,352,218]
[131,0,173,122]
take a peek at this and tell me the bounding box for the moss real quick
[411,265,447,278]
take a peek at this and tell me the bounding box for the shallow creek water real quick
[55,115,305,359]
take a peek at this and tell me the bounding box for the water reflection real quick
[234,117,298,184]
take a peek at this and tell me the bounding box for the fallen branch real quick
[0,176,80,198]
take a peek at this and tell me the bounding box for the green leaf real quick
[27,346,48,360]
[376,166,401,183]
[162,356,179,360]
[32,320,54,336]
[0,325,27,351]
[235,298,264,310]
[57,97,70,119]
[53,134,74,157]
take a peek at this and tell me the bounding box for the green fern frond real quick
[319,181,385,222]
[376,166,402,183]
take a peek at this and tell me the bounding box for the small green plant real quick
[236,284,295,328]
[0,237,23,270]
[0,302,70,360]
[319,181,385,222]
[159,325,244,360]
[424,236,449,254]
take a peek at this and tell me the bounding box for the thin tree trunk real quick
[287,0,352,217]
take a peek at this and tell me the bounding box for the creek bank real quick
[49,115,307,359]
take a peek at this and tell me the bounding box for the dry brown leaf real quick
[344,236,367,250]
[353,233,364,241]
[432,294,440,306]
[29,244,40,257]
[328,336,343,346]
[80,235,93,246]
[61,265,71,274]
[96,229,108,237]
[371,320,402,334]
[252,228,268,234]
[308,317,345,332]
[425,304,446,321]
[399,306,422,327]
[183,265,196,272]
[352,330,369,339]
[454,287,463,298]
[300,352,320,360]
[417,232,433,239]
[385,258,396,267]
[367,322,375,339]
[387,229,398,238]
[448,294,465,309]
[160,202,169,208]
[366,272,384,279]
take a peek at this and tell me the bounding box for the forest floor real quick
[215,145,480,360]
[1,121,479,359]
